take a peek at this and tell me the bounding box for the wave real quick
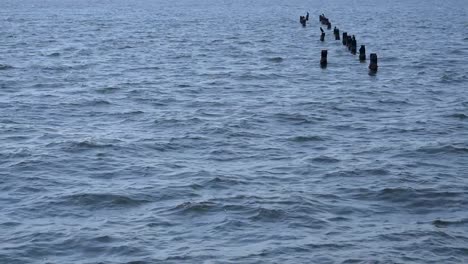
[0,221,21,227]
[202,176,248,189]
[128,66,160,71]
[289,135,326,142]
[447,113,468,119]
[0,64,14,70]
[208,149,238,161]
[111,110,145,117]
[449,49,465,55]
[417,144,468,154]
[375,126,426,134]
[213,219,249,231]
[46,52,61,57]
[228,131,267,138]
[124,261,152,264]
[47,139,117,153]
[171,201,218,215]
[62,193,150,208]
[274,113,321,125]
[235,72,284,81]
[117,45,134,49]
[376,187,462,198]
[266,57,284,63]
[439,72,468,84]
[381,56,399,62]
[310,155,340,163]
[142,141,180,152]
[73,140,114,150]
[325,168,390,178]
[35,63,94,72]
[96,87,120,94]
[84,99,112,106]
[249,207,286,222]
[153,117,203,128]
[378,98,411,105]
[351,187,466,211]
[57,98,112,107]
[236,40,253,45]
[432,218,468,228]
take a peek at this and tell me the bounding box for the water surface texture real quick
[1,0,468,263]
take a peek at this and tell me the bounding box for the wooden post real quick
[359,45,366,61]
[351,36,357,55]
[300,16,306,27]
[334,27,340,40]
[320,50,328,68]
[369,53,378,72]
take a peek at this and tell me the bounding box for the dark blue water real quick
[1,0,468,263]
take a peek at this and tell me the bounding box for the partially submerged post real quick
[320,50,328,68]
[320,27,325,41]
[347,36,352,51]
[342,32,348,45]
[351,35,357,55]
[334,27,340,40]
[369,53,378,72]
[327,21,331,30]
[359,45,366,61]
[300,16,306,27]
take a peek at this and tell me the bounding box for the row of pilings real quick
[301,12,378,72]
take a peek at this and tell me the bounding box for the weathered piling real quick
[327,22,331,30]
[334,27,340,40]
[347,36,352,50]
[320,50,328,67]
[306,12,309,21]
[300,16,306,27]
[369,53,378,72]
[319,27,325,41]
[359,45,366,61]
[342,32,348,45]
[351,36,357,55]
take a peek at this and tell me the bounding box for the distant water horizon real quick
[1,0,468,263]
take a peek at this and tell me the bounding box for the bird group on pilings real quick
[319,14,331,30]
[344,35,357,55]
[300,12,378,73]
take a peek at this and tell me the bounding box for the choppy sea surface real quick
[1,0,468,263]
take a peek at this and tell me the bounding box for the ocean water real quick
[1,0,468,263]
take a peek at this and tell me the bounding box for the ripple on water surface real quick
[1,0,468,263]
